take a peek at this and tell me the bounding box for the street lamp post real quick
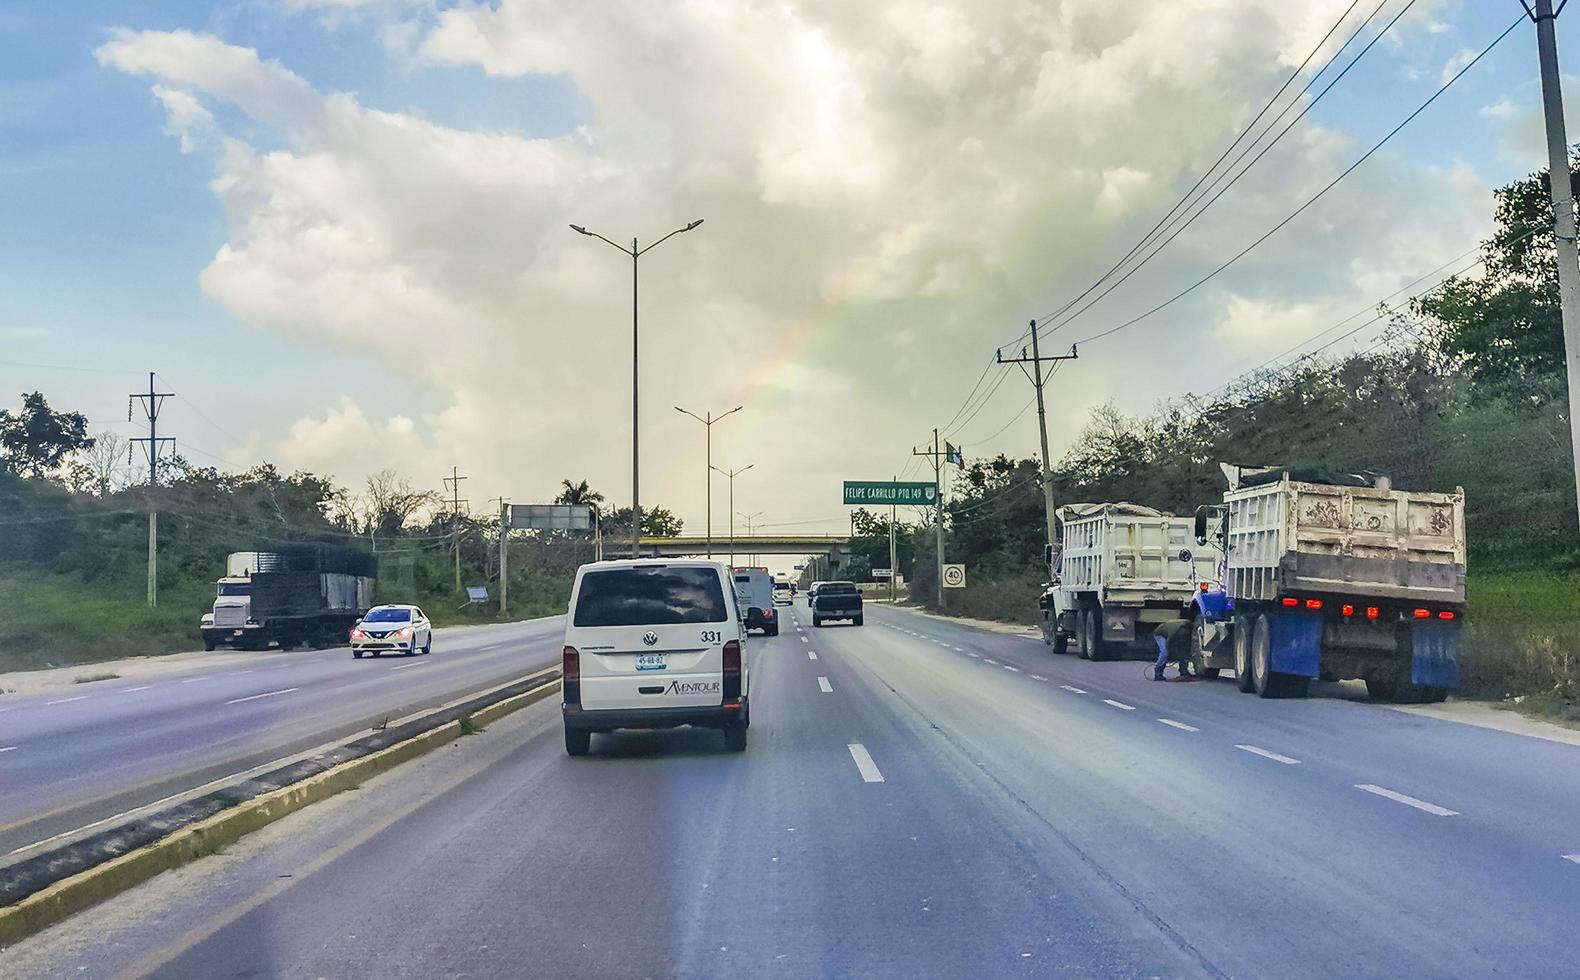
[676,405,743,559]
[570,219,704,558]
[711,463,753,568]
[738,511,764,566]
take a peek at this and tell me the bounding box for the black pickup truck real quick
[812,581,864,627]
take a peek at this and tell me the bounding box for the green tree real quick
[0,391,93,479]
[1415,156,1580,401]
[554,478,607,515]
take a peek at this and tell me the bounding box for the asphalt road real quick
[6,600,1579,978]
[0,617,564,857]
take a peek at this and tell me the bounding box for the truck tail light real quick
[562,646,581,705]
[1438,610,1456,620]
[1281,597,1299,607]
[1304,599,1323,611]
[1366,607,1380,619]
[1413,608,1431,619]
[722,639,742,701]
[1341,604,1355,617]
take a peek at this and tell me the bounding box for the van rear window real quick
[574,566,729,626]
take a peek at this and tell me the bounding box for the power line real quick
[1027,0,1386,342]
[1073,13,1524,348]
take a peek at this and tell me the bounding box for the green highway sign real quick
[843,481,937,506]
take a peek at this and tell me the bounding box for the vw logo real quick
[642,631,659,647]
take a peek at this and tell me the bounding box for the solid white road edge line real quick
[1103,699,1136,711]
[847,743,885,783]
[1237,744,1301,765]
[225,688,300,706]
[1354,784,1458,816]
[817,676,833,693]
[1060,685,1086,694]
[1157,719,1200,732]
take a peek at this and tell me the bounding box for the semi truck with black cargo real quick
[199,544,377,651]
[1187,465,1466,702]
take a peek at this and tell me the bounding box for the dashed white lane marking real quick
[390,662,425,671]
[952,646,965,652]
[800,636,809,644]
[1029,674,1049,682]
[807,651,818,661]
[179,676,212,684]
[1563,854,1580,866]
[1157,718,1200,732]
[1060,685,1087,694]
[117,685,153,694]
[226,670,253,676]
[1237,744,1301,765]
[1355,784,1458,816]
[45,696,88,705]
[966,652,981,659]
[847,743,885,783]
[225,687,300,706]
[982,658,1000,665]
[1103,699,1136,711]
[0,746,16,754]
[1003,665,1021,673]
[818,676,833,693]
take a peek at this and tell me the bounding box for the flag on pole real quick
[946,442,964,469]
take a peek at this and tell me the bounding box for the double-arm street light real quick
[738,510,765,566]
[570,218,704,558]
[711,463,753,568]
[675,405,743,559]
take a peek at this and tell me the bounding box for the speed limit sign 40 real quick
[942,564,966,588]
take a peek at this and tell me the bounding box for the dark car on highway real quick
[811,581,863,627]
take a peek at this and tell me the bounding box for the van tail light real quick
[764,608,775,620]
[562,646,581,706]
[1304,599,1322,611]
[722,639,742,701]
[1413,608,1431,619]
[1341,604,1355,617]
[1281,597,1299,607]
[1366,607,1380,619]
[1438,610,1456,620]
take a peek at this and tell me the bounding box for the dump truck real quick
[1047,503,1222,659]
[200,544,377,651]
[1186,464,1466,702]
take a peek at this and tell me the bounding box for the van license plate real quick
[636,653,667,671]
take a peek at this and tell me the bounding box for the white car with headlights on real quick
[350,604,432,658]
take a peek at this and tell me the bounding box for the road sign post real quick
[942,564,966,589]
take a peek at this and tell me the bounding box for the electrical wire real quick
[1072,13,1524,349]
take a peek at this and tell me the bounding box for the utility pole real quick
[738,511,764,566]
[569,219,705,559]
[1529,0,1580,526]
[498,500,510,616]
[711,463,753,568]
[998,321,1078,578]
[129,372,173,607]
[444,466,468,594]
[890,472,898,605]
[676,405,744,558]
[912,430,946,609]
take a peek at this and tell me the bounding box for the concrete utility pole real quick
[913,430,946,609]
[569,219,704,558]
[998,321,1078,578]
[676,405,744,558]
[129,372,173,608]
[890,472,898,604]
[711,463,753,569]
[444,466,468,594]
[738,511,764,566]
[1528,0,1580,525]
[498,500,509,616]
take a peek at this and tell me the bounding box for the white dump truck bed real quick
[1224,474,1466,605]
[1058,503,1220,606]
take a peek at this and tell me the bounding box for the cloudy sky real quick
[0,0,1573,535]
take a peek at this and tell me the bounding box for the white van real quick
[561,559,749,756]
[731,567,779,635]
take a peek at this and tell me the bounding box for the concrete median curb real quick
[0,668,560,947]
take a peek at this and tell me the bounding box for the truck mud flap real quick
[1410,620,1460,688]
[1268,610,1321,678]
